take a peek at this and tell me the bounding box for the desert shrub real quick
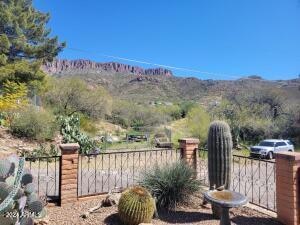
[111,100,169,129]
[10,107,57,141]
[187,106,211,147]
[79,114,98,135]
[210,87,300,146]
[0,112,5,126]
[59,114,97,155]
[139,161,201,209]
[43,77,112,118]
[179,101,196,118]
[19,144,60,161]
[0,80,28,112]
[157,104,182,120]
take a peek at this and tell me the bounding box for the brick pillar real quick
[59,143,80,205]
[275,152,300,225]
[178,138,199,173]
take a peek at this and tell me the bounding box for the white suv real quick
[250,139,294,159]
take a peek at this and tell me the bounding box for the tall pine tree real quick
[0,0,65,90]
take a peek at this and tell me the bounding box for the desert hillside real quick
[44,59,300,104]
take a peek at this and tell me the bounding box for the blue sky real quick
[34,0,300,80]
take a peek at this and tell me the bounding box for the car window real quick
[276,142,286,147]
[259,141,275,147]
[287,141,293,145]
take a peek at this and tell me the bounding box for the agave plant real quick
[140,161,202,209]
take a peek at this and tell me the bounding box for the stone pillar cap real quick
[178,138,200,144]
[59,143,80,151]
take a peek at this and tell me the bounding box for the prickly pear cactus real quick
[207,121,233,218]
[0,159,14,181]
[0,155,46,225]
[118,186,155,225]
[24,183,35,195]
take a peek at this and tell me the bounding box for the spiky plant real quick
[0,211,18,225]
[0,159,13,181]
[20,217,34,225]
[26,192,39,204]
[24,183,35,195]
[140,161,201,209]
[0,182,10,200]
[21,169,33,186]
[207,120,233,218]
[28,200,44,214]
[118,186,155,225]
[0,156,46,225]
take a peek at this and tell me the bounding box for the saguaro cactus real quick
[207,121,233,217]
[208,120,233,190]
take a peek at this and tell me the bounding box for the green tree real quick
[179,101,196,118]
[44,77,112,118]
[111,100,169,129]
[0,80,28,111]
[187,106,211,146]
[211,87,292,146]
[156,104,182,120]
[0,0,65,88]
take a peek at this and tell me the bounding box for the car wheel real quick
[288,149,292,152]
[267,152,273,160]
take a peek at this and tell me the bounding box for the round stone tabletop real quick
[204,190,248,208]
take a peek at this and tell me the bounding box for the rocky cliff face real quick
[43,59,173,76]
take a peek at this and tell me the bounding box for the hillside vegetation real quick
[0,1,299,155]
[53,68,300,105]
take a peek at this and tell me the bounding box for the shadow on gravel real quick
[104,213,122,225]
[232,216,283,225]
[158,210,214,223]
[104,211,214,224]
[103,210,281,225]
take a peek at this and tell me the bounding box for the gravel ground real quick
[47,194,281,225]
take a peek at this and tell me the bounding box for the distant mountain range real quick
[44,59,300,104]
[43,59,173,76]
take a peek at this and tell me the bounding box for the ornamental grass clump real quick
[140,161,201,209]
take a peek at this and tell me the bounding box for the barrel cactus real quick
[118,186,155,225]
[207,121,233,217]
[0,155,46,225]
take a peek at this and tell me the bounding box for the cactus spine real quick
[118,186,155,225]
[207,121,233,218]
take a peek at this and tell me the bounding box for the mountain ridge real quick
[45,59,300,104]
[43,59,173,77]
